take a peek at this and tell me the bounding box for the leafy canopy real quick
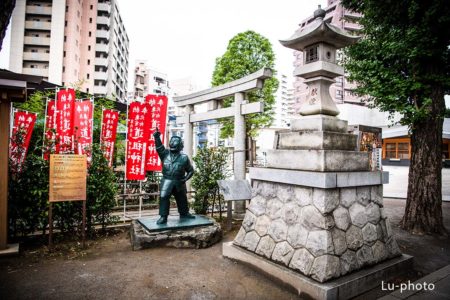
[212,30,279,138]
[342,0,450,126]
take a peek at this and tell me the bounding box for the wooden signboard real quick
[49,154,87,202]
[48,154,87,248]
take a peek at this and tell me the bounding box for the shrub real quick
[191,147,230,216]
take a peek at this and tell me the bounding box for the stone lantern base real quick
[224,115,406,288]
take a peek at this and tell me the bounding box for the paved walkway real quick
[383,166,450,201]
[379,264,450,300]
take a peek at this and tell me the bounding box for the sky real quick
[0,0,327,90]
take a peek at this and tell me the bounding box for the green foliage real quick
[211,30,279,138]
[86,144,119,233]
[13,90,48,119]
[445,108,450,118]
[8,154,49,238]
[191,147,230,215]
[342,0,450,126]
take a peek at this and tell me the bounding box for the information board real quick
[49,154,87,202]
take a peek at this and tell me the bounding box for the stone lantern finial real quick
[313,5,326,19]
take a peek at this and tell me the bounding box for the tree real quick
[341,0,449,235]
[211,30,279,138]
[0,0,15,52]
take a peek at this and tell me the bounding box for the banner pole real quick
[42,97,49,159]
[48,202,53,250]
[82,200,86,249]
[123,102,129,221]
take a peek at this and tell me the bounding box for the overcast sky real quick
[0,0,327,89]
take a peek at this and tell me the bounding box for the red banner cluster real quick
[144,95,168,171]
[73,100,93,159]
[126,101,151,180]
[10,110,37,172]
[55,89,75,153]
[43,99,56,160]
[101,109,119,167]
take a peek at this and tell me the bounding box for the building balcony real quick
[25,21,51,31]
[134,83,144,91]
[23,67,48,77]
[24,36,50,46]
[96,43,109,54]
[95,57,108,67]
[23,52,49,62]
[343,22,361,31]
[97,16,110,26]
[26,5,52,15]
[97,3,111,14]
[93,85,108,95]
[96,29,109,40]
[94,71,108,81]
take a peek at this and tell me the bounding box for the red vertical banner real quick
[73,99,93,160]
[55,88,75,153]
[100,109,119,167]
[43,99,56,160]
[126,101,151,180]
[144,94,168,171]
[9,110,37,172]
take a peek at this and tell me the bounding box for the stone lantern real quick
[223,6,408,298]
[280,5,359,116]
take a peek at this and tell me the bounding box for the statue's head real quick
[169,136,183,153]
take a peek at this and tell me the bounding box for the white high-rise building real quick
[8,0,129,102]
[273,74,295,128]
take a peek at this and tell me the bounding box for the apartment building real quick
[273,74,296,128]
[8,0,129,102]
[292,0,361,112]
[133,61,170,100]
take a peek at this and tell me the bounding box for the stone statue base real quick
[130,215,222,250]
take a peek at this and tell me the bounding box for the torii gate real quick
[173,67,273,215]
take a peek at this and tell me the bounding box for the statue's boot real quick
[180,213,195,219]
[156,216,168,224]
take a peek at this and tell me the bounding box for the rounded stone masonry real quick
[289,248,315,275]
[271,241,295,266]
[233,181,402,283]
[255,235,276,259]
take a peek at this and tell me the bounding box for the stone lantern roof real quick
[279,6,359,51]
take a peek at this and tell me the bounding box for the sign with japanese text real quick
[55,89,75,153]
[144,94,168,171]
[73,99,93,159]
[49,155,87,202]
[43,99,56,160]
[9,110,36,172]
[126,101,151,180]
[100,109,119,167]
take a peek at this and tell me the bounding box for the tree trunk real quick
[401,88,446,235]
[0,0,15,52]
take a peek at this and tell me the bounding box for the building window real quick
[65,21,67,27]
[63,51,66,57]
[87,59,90,65]
[385,141,410,159]
[89,18,92,23]
[89,31,91,37]
[87,73,90,79]
[64,36,67,42]
[88,45,91,51]
[90,5,93,10]
[63,66,65,72]
[66,6,68,12]
[336,89,343,100]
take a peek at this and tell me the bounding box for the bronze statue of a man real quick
[153,128,195,224]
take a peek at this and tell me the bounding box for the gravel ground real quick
[0,199,449,300]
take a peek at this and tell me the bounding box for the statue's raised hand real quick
[153,127,161,139]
